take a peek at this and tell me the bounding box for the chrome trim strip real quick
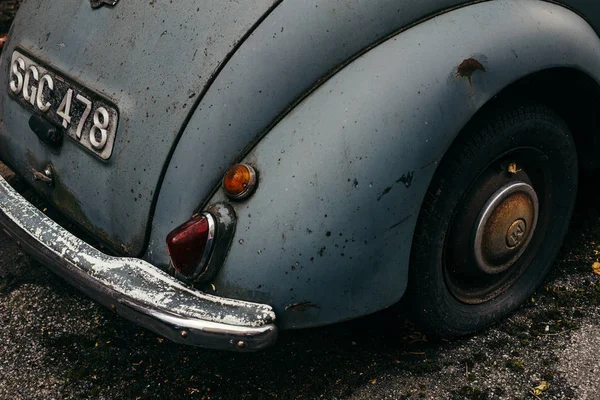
[201,212,216,268]
[473,181,539,274]
[170,212,217,281]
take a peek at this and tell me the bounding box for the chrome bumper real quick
[0,174,277,351]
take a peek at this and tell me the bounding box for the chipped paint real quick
[396,171,414,188]
[377,186,393,201]
[212,203,235,230]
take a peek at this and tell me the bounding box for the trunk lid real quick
[0,0,276,255]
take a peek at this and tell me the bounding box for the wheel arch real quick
[476,68,600,171]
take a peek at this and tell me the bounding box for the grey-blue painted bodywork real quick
[0,0,278,254]
[2,0,600,330]
[151,0,600,328]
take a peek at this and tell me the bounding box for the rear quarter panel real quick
[149,0,600,328]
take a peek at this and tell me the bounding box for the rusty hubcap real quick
[473,182,539,275]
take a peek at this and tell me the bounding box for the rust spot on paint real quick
[456,58,486,95]
[377,186,392,201]
[285,302,320,312]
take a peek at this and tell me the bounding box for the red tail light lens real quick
[166,213,215,277]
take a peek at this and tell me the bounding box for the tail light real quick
[166,213,215,277]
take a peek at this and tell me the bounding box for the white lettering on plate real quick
[90,107,109,150]
[23,65,39,105]
[56,88,73,129]
[9,57,25,94]
[36,74,54,112]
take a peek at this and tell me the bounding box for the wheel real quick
[408,103,578,337]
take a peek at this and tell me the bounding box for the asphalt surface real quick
[2,2,600,399]
[3,170,600,400]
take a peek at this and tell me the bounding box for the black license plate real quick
[7,49,118,160]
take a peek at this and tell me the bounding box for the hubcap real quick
[443,150,550,304]
[473,182,539,275]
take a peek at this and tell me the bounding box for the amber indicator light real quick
[222,164,257,200]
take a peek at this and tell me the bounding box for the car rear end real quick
[0,0,279,350]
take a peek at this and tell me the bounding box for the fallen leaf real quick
[593,262,600,275]
[533,381,550,396]
[508,162,518,174]
[369,379,377,385]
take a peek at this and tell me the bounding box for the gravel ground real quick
[2,171,600,400]
[2,2,600,399]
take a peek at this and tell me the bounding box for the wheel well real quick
[483,68,600,171]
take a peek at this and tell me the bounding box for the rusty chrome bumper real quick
[0,174,277,351]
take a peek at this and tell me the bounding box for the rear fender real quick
[163,0,600,328]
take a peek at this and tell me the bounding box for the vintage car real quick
[1,0,599,351]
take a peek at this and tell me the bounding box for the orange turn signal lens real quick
[223,163,257,200]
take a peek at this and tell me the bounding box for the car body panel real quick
[0,0,277,255]
[185,0,600,329]
[148,0,487,267]
[2,0,600,338]
[147,0,600,267]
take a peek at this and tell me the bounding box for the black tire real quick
[408,103,578,337]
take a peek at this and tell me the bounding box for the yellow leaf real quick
[593,262,600,275]
[533,381,550,396]
[370,379,377,385]
[507,162,519,174]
